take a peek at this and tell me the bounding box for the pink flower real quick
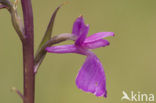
[46,16,114,97]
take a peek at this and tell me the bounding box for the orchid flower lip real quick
[75,54,107,97]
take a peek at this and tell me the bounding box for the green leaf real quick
[34,4,64,73]
[38,4,63,49]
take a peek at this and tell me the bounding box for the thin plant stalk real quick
[21,0,34,103]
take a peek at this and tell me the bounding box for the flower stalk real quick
[21,0,34,103]
[1,1,71,102]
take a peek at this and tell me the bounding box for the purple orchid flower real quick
[46,16,114,97]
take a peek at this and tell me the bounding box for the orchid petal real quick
[82,39,109,49]
[46,45,78,53]
[85,32,114,42]
[72,16,85,36]
[76,54,107,97]
[75,24,89,46]
[72,16,89,46]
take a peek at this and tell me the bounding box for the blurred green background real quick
[0,0,156,103]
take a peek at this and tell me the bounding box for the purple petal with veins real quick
[46,45,78,54]
[72,16,86,36]
[85,32,114,43]
[76,53,107,97]
[82,39,110,49]
[75,24,89,46]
